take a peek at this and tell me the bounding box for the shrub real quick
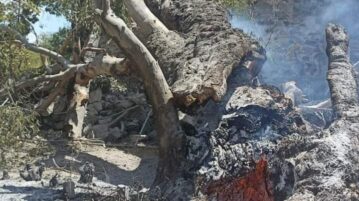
[0,104,40,168]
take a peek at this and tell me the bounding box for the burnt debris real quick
[19,163,45,181]
[78,161,95,183]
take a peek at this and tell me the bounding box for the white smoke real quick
[230,0,359,102]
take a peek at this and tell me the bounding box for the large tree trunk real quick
[93,0,186,184]
[140,0,266,106]
[4,1,358,200]
[95,1,271,198]
[121,2,359,200]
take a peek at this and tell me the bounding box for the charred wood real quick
[143,0,266,106]
[326,23,359,118]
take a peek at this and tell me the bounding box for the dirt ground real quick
[0,139,158,200]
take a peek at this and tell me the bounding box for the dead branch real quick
[35,79,69,115]
[124,0,169,37]
[103,105,140,127]
[0,98,9,106]
[0,67,77,98]
[0,54,129,100]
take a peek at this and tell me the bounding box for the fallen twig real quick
[109,105,140,126]
[0,98,9,106]
[139,109,152,135]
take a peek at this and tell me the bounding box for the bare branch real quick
[21,14,39,44]
[0,25,70,68]
[124,0,169,38]
[79,47,106,59]
[0,54,129,99]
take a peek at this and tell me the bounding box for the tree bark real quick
[94,0,185,184]
[326,23,359,118]
[143,0,266,106]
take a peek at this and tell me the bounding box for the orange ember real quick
[205,157,274,201]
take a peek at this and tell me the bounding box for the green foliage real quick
[40,27,70,50]
[0,105,40,168]
[112,0,128,22]
[0,1,44,86]
[0,34,43,86]
[39,27,72,58]
[43,0,94,31]
[0,0,41,35]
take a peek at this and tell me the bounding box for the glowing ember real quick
[205,157,273,201]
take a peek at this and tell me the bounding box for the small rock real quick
[98,117,111,125]
[109,127,127,139]
[91,124,110,139]
[128,93,146,105]
[89,102,103,112]
[19,163,45,181]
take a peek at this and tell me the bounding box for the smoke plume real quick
[230,0,359,102]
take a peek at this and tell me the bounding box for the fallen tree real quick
[93,0,268,196]
[1,0,267,193]
[0,25,131,138]
[1,0,358,200]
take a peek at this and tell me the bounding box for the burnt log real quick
[149,85,306,200]
[276,24,359,201]
[326,24,359,118]
[142,0,266,106]
[63,180,76,200]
